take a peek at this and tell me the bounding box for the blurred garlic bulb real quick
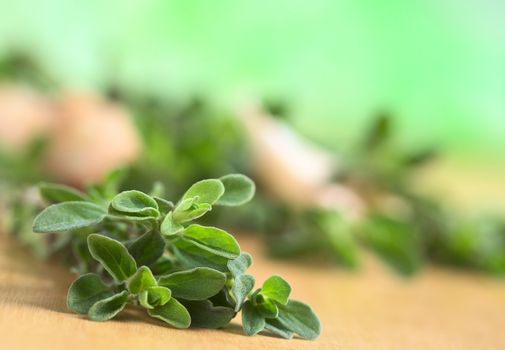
[313,183,365,221]
[239,101,335,204]
[0,84,55,150]
[45,92,141,186]
[238,100,364,218]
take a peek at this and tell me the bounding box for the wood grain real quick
[1,232,504,350]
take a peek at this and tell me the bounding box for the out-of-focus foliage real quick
[107,87,250,198]
[1,52,504,277]
[0,50,56,90]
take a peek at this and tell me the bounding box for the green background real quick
[1,0,504,157]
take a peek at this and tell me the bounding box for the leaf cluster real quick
[32,174,321,339]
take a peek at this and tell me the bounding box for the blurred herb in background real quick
[0,51,503,277]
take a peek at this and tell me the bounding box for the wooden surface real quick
[1,232,504,350]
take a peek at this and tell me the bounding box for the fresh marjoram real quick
[32,174,321,340]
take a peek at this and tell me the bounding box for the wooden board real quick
[1,233,504,350]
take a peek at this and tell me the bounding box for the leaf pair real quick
[162,175,255,234]
[227,252,255,311]
[111,190,160,219]
[67,273,130,321]
[128,266,190,329]
[68,235,190,328]
[242,276,320,340]
[182,174,255,208]
[148,267,229,328]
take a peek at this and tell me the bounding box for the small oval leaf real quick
[227,252,253,277]
[148,298,191,329]
[111,190,159,216]
[87,234,137,282]
[277,300,321,340]
[180,179,224,205]
[128,230,165,266]
[128,266,157,294]
[158,267,226,300]
[265,318,294,339]
[39,182,88,203]
[139,286,172,309]
[181,224,240,259]
[242,301,265,336]
[231,274,255,311]
[33,201,106,233]
[261,275,291,305]
[88,290,129,321]
[67,273,113,314]
[172,240,230,272]
[160,213,184,236]
[216,174,255,206]
[182,300,235,329]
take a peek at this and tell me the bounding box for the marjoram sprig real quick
[32,174,321,339]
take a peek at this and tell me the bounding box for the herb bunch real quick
[261,113,505,275]
[32,174,321,339]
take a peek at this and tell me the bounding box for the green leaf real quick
[227,252,252,277]
[182,300,235,329]
[158,267,226,300]
[261,275,291,305]
[88,290,129,321]
[181,224,240,259]
[128,230,165,266]
[160,213,184,236]
[111,190,160,217]
[277,300,321,340]
[148,298,191,329]
[148,286,171,306]
[174,196,199,212]
[87,234,137,282]
[173,203,212,223]
[172,240,230,272]
[241,301,265,336]
[256,298,279,318]
[39,182,88,203]
[154,197,174,213]
[149,181,165,198]
[209,289,236,308]
[138,291,150,308]
[67,273,113,314]
[316,210,359,268]
[264,318,294,339]
[216,174,255,206]
[139,286,171,309]
[363,112,391,150]
[93,168,126,201]
[128,266,157,294]
[231,274,255,311]
[403,148,438,168]
[72,239,94,273]
[33,202,107,233]
[107,208,158,222]
[364,215,421,275]
[149,256,176,275]
[180,179,225,205]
